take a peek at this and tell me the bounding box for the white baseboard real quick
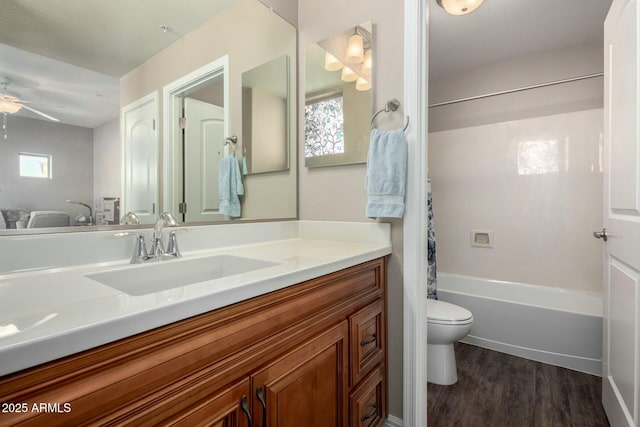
[385,415,403,427]
[602,375,634,426]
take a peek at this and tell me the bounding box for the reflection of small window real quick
[19,153,52,179]
[305,93,344,157]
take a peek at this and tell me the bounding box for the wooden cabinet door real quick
[169,379,253,427]
[252,322,349,427]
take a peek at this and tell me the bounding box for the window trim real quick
[18,152,52,179]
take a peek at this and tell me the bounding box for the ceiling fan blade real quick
[19,104,60,122]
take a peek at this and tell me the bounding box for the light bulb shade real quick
[345,34,364,63]
[0,100,22,114]
[356,77,371,91]
[341,66,358,82]
[362,50,372,75]
[324,52,343,71]
[437,0,484,15]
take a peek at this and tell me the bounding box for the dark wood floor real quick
[427,343,610,427]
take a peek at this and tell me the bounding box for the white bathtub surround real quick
[437,273,603,376]
[0,220,391,376]
[429,108,604,294]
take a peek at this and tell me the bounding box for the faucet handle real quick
[114,232,150,264]
[166,228,190,258]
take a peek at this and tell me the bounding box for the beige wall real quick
[428,43,604,293]
[121,0,296,220]
[298,0,405,418]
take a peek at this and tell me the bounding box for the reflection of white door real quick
[184,97,225,222]
[122,92,159,224]
[602,1,640,425]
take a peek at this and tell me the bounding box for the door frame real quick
[162,55,229,215]
[403,0,429,426]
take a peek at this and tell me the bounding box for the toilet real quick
[427,299,473,385]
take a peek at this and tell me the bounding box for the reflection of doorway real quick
[163,56,229,220]
[183,97,225,222]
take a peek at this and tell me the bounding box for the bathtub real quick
[437,273,603,376]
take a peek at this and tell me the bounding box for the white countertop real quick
[0,221,391,377]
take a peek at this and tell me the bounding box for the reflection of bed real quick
[26,211,70,228]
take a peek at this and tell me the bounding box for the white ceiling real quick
[0,0,234,128]
[0,0,612,128]
[429,0,612,80]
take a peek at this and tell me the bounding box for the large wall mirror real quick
[304,22,372,168]
[0,0,297,234]
[242,55,290,175]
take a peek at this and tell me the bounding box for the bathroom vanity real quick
[0,221,390,426]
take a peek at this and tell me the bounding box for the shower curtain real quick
[427,177,438,299]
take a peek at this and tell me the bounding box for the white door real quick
[122,92,159,225]
[602,1,640,425]
[184,97,226,222]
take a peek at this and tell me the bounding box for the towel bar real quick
[371,98,410,132]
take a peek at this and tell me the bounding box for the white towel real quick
[365,129,407,218]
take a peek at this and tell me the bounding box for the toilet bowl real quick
[427,299,473,385]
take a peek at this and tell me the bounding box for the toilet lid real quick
[427,299,473,325]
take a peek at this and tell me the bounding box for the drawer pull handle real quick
[361,404,378,421]
[240,395,252,427]
[257,385,267,427]
[360,333,377,347]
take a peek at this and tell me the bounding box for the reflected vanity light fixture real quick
[356,77,371,91]
[341,66,358,82]
[346,32,365,63]
[362,50,372,75]
[324,52,343,71]
[436,0,484,15]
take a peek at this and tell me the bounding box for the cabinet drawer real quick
[349,299,385,386]
[350,365,385,427]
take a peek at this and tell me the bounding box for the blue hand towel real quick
[365,128,407,218]
[219,155,244,217]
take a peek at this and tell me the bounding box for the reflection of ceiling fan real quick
[1,76,59,139]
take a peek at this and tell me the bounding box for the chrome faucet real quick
[150,212,179,258]
[119,211,140,225]
[66,200,93,225]
[116,212,185,264]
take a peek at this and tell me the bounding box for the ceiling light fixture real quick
[436,0,484,16]
[0,99,22,114]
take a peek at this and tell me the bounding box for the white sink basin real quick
[86,255,280,296]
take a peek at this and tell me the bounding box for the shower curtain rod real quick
[428,72,604,108]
